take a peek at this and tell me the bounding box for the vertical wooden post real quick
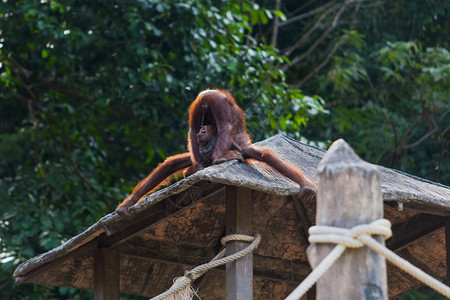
[226,186,253,300]
[445,219,450,283]
[307,139,388,299]
[94,247,120,300]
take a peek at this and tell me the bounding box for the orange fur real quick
[116,89,315,218]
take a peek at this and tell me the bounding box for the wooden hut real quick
[13,134,450,299]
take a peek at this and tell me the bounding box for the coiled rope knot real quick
[287,218,450,300]
[286,219,393,300]
[308,219,392,248]
[150,234,261,300]
[221,233,257,246]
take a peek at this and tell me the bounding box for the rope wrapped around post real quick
[150,234,261,300]
[286,219,450,300]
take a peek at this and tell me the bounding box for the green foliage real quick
[299,0,450,188]
[308,39,449,184]
[0,0,448,299]
[399,282,448,300]
[0,0,321,298]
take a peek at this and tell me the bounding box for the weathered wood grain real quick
[307,139,388,300]
[226,186,253,300]
[94,247,119,300]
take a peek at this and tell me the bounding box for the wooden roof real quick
[13,134,450,299]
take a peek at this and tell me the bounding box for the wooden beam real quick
[387,213,445,252]
[100,185,225,248]
[290,196,317,300]
[118,240,310,283]
[226,186,253,300]
[290,196,312,244]
[94,248,120,300]
[396,250,440,278]
[306,139,388,299]
[397,202,450,217]
[15,240,98,285]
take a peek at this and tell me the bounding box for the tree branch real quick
[271,0,281,47]
[291,41,341,88]
[282,2,341,58]
[403,128,438,150]
[288,0,362,86]
[8,57,89,102]
[43,111,110,197]
[279,1,335,28]
[288,0,320,16]
[12,64,107,198]
[36,77,89,102]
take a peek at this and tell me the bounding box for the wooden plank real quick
[226,186,253,300]
[94,247,120,300]
[307,139,388,299]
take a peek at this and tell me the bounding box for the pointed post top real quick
[308,138,388,299]
[317,139,377,175]
[315,138,382,226]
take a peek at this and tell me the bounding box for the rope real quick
[286,219,450,300]
[150,234,261,300]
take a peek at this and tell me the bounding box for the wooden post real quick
[445,219,450,283]
[94,247,120,300]
[307,139,388,299]
[226,186,253,300]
